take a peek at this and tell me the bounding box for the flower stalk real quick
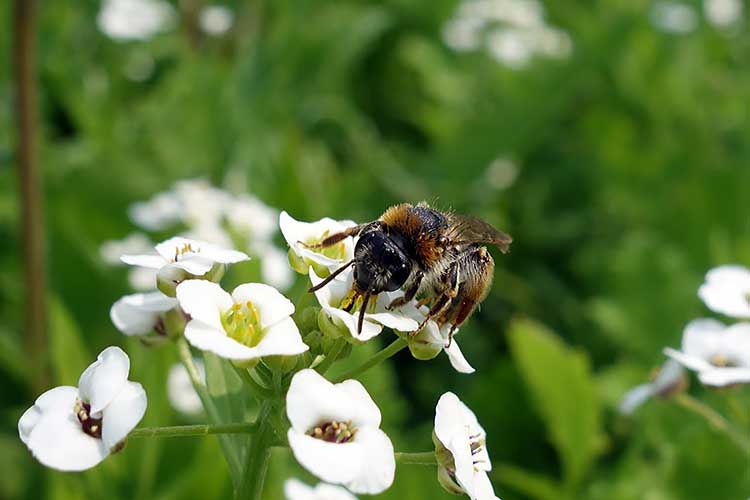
[394,451,437,465]
[674,393,750,453]
[237,402,275,500]
[130,422,258,439]
[331,337,407,383]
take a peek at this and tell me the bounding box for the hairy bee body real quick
[307,202,512,339]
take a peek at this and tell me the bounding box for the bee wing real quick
[447,214,513,253]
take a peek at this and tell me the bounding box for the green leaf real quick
[494,463,565,500]
[48,296,92,386]
[508,318,603,492]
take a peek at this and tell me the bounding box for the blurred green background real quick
[2,0,749,498]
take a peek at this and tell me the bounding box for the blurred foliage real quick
[1,0,749,499]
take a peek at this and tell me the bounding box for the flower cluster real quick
[620,264,750,413]
[20,205,503,500]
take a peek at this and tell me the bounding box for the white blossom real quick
[286,369,395,494]
[407,319,476,374]
[704,0,743,28]
[284,479,359,500]
[110,291,178,336]
[664,319,750,387]
[698,265,750,319]
[618,359,685,415]
[97,0,175,41]
[18,347,147,471]
[121,236,249,277]
[279,211,357,274]
[167,361,205,415]
[309,267,419,342]
[100,233,153,265]
[176,280,308,362]
[199,5,234,36]
[433,392,499,500]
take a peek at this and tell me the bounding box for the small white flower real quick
[284,479,359,500]
[698,265,750,319]
[176,280,308,362]
[167,361,205,415]
[18,347,147,471]
[408,320,476,374]
[309,267,419,342]
[199,5,234,36]
[618,359,685,415]
[257,243,295,291]
[128,191,182,231]
[664,319,750,387]
[100,233,153,266]
[121,236,249,277]
[110,291,179,336]
[97,0,175,41]
[279,211,357,274]
[173,179,232,228]
[433,392,499,500]
[228,194,279,246]
[286,369,395,494]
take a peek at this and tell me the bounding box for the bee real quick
[305,202,512,344]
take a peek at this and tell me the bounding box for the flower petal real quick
[110,292,178,336]
[101,381,147,450]
[323,307,383,342]
[698,265,750,318]
[184,320,258,360]
[280,212,356,267]
[618,384,656,415]
[663,347,714,373]
[176,280,232,329]
[472,469,501,500]
[310,267,353,307]
[232,283,295,329]
[722,322,750,366]
[343,427,395,494]
[120,254,166,269]
[287,431,364,486]
[78,347,130,414]
[444,340,476,374]
[171,255,216,276]
[699,367,750,387]
[336,380,382,428]
[26,410,109,471]
[681,318,725,359]
[365,311,419,332]
[255,317,309,356]
[19,386,79,445]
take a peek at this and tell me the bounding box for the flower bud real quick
[288,248,309,275]
[264,354,300,374]
[203,262,226,283]
[163,308,186,339]
[231,358,259,370]
[298,306,321,335]
[406,329,442,361]
[303,330,323,352]
[157,264,191,297]
[318,309,348,339]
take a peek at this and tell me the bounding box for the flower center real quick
[173,242,199,262]
[710,354,738,368]
[307,420,358,443]
[74,399,103,439]
[339,288,378,314]
[222,301,263,347]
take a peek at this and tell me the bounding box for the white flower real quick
[121,236,249,277]
[618,359,685,415]
[664,319,750,387]
[704,0,743,28]
[279,211,357,274]
[167,361,204,415]
[97,0,175,41]
[284,479,359,500]
[433,392,499,500]
[228,194,279,246]
[309,267,419,342]
[257,243,295,291]
[176,280,308,362]
[199,5,234,36]
[110,291,179,336]
[18,347,147,471]
[128,191,182,231]
[408,320,476,374]
[100,233,153,265]
[698,265,750,319]
[286,369,395,494]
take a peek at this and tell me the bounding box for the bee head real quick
[353,229,411,293]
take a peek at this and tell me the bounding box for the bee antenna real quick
[357,285,374,335]
[308,260,355,293]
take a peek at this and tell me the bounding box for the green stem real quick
[674,393,750,453]
[237,403,274,500]
[395,451,437,465]
[232,364,273,398]
[315,338,347,375]
[331,337,407,383]
[177,339,243,478]
[130,423,258,439]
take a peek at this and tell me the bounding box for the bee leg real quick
[412,264,459,335]
[299,223,370,249]
[387,271,423,310]
[441,246,495,347]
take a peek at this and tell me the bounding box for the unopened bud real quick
[157,264,190,297]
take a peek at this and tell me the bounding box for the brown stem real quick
[14,0,48,393]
